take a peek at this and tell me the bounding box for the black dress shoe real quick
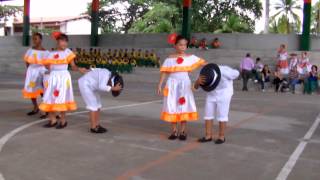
[90,125,108,134]
[215,138,226,144]
[168,131,178,140]
[39,113,48,119]
[27,109,39,116]
[198,137,213,143]
[179,132,187,141]
[43,121,57,128]
[56,122,68,129]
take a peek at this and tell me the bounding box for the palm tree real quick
[270,0,302,34]
[264,0,270,34]
[214,14,251,33]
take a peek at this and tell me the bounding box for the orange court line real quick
[115,102,286,180]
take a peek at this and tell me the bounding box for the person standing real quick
[277,44,289,75]
[157,35,206,141]
[22,32,49,117]
[240,53,254,91]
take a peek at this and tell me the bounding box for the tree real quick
[270,0,302,34]
[85,0,263,33]
[269,15,297,34]
[129,2,180,33]
[311,1,320,35]
[86,0,153,33]
[0,5,22,20]
[264,0,270,33]
[214,14,251,33]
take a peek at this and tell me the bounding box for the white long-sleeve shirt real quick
[206,65,240,102]
[79,68,112,92]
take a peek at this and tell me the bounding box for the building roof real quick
[13,15,89,24]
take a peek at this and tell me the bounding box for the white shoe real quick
[262,89,265,92]
[254,80,258,83]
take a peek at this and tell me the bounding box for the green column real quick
[181,0,192,40]
[90,0,99,46]
[300,0,312,51]
[22,0,30,46]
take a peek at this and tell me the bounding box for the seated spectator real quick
[199,38,208,50]
[289,66,302,94]
[211,38,221,49]
[260,65,271,92]
[252,57,264,83]
[189,36,198,48]
[273,66,285,92]
[304,65,319,94]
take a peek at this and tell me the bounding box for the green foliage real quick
[85,0,263,33]
[214,14,251,33]
[311,1,320,34]
[0,5,22,21]
[270,0,301,34]
[129,2,180,33]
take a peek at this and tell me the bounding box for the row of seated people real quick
[67,48,160,73]
[248,57,319,94]
[189,37,221,50]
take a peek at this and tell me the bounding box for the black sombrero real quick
[199,63,221,92]
[110,72,124,97]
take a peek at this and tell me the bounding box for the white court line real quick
[0,100,161,152]
[0,100,161,180]
[276,113,320,180]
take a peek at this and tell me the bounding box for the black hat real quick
[199,63,221,92]
[110,72,124,97]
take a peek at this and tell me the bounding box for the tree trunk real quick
[264,0,270,34]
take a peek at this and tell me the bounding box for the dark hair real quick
[256,57,261,61]
[32,32,42,40]
[56,33,69,42]
[246,53,251,57]
[175,35,188,45]
[311,65,318,71]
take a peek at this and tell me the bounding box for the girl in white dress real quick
[157,36,206,140]
[39,33,87,129]
[22,32,49,117]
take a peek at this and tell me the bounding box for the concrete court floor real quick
[0,69,319,180]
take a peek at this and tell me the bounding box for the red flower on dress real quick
[178,97,186,105]
[53,90,59,97]
[176,57,184,64]
[54,54,59,59]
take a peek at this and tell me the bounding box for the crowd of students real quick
[71,48,160,73]
[240,44,319,94]
[189,37,221,50]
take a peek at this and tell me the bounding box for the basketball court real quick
[0,69,319,180]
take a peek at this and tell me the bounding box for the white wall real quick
[61,19,91,35]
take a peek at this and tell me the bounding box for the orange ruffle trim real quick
[42,53,76,65]
[160,59,206,72]
[24,56,43,64]
[39,102,77,112]
[161,112,198,122]
[22,89,43,99]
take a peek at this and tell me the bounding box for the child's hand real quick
[111,83,122,92]
[196,75,206,86]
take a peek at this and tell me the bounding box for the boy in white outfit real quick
[78,68,123,133]
[195,64,239,144]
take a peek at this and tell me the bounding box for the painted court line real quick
[276,113,320,180]
[0,100,161,180]
[0,100,161,152]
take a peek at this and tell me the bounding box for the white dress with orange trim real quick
[160,55,206,122]
[277,52,289,75]
[39,48,77,112]
[22,49,49,99]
